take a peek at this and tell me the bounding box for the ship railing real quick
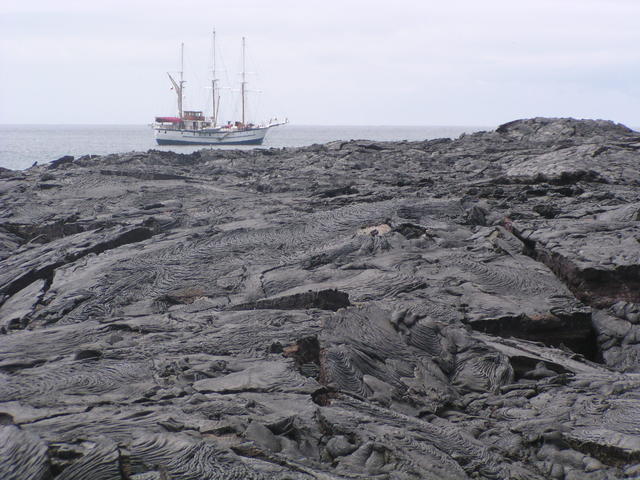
[153,123,182,131]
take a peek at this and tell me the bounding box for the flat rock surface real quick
[1,117,640,479]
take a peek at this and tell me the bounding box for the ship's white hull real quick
[154,126,269,145]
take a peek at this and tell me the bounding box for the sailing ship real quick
[153,33,286,145]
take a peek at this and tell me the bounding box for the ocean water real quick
[0,124,490,171]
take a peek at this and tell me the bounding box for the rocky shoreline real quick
[1,117,639,479]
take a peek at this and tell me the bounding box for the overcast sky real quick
[1,0,639,126]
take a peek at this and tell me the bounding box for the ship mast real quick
[167,42,185,119]
[179,42,184,118]
[178,42,184,118]
[211,29,219,127]
[241,36,246,125]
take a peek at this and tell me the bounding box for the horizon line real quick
[0,122,495,127]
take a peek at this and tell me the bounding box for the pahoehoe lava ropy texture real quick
[1,117,640,479]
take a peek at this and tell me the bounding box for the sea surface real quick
[0,124,491,171]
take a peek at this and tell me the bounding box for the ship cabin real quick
[155,111,211,131]
[182,111,207,130]
[183,111,205,121]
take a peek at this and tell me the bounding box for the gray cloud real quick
[1,0,639,125]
